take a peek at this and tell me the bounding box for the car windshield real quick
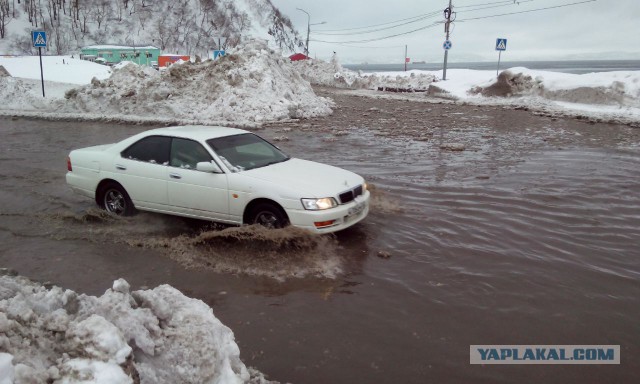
[206,133,289,172]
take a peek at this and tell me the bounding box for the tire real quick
[98,182,135,216]
[250,203,289,229]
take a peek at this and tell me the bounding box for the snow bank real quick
[2,49,639,125]
[57,40,333,123]
[357,68,640,125]
[460,68,640,109]
[292,55,436,90]
[292,56,640,122]
[0,56,112,85]
[0,41,332,125]
[0,274,272,384]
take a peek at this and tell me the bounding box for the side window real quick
[121,136,171,165]
[170,138,213,170]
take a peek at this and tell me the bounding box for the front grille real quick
[338,185,363,204]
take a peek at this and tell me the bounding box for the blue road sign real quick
[443,40,452,50]
[32,31,47,48]
[213,50,226,59]
[496,38,507,51]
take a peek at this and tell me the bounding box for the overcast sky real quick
[270,0,640,64]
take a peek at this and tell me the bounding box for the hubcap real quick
[104,189,125,215]
[255,211,279,228]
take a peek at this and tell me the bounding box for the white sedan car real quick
[66,125,369,233]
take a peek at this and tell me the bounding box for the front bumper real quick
[286,190,370,233]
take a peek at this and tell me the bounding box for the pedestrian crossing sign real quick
[496,38,507,51]
[32,31,47,48]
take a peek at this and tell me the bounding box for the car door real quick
[166,137,230,220]
[114,135,170,210]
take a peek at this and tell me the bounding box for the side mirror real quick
[196,161,223,173]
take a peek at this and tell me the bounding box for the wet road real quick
[1,92,639,384]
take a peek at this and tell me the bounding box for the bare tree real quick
[114,0,124,21]
[2,0,301,58]
[78,2,90,33]
[92,0,111,29]
[0,0,11,38]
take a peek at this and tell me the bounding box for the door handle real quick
[115,164,126,170]
[169,173,182,179]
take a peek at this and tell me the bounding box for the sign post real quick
[495,38,507,76]
[32,30,47,97]
[213,36,227,60]
[442,0,453,80]
[404,45,409,71]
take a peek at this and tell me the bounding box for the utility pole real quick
[296,8,326,57]
[442,0,453,80]
[404,45,408,71]
[297,8,310,56]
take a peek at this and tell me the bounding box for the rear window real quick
[121,136,171,165]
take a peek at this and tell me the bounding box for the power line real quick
[456,0,597,21]
[313,10,441,33]
[311,13,441,36]
[455,0,521,9]
[456,0,535,13]
[329,43,407,49]
[310,22,443,44]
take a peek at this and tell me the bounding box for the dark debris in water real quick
[56,209,121,224]
[192,225,325,252]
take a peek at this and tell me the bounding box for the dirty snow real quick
[291,54,436,90]
[1,47,639,126]
[0,274,274,384]
[290,55,640,125]
[0,40,332,125]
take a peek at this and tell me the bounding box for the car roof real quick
[143,125,250,142]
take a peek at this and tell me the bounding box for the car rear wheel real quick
[250,203,289,229]
[99,182,135,216]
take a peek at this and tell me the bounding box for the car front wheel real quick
[99,182,135,216]
[250,203,289,229]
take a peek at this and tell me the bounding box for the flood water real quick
[1,100,639,383]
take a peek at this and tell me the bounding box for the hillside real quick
[0,0,303,57]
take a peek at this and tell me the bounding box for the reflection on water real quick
[2,116,640,383]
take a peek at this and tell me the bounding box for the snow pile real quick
[469,70,543,97]
[0,274,271,384]
[465,68,640,108]
[361,68,640,125]
[0,77,53,111]
[291,56,361,88]
[58,40,333,123]
[292,56,436,90]
[388,67,640,110]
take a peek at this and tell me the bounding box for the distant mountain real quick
[0,0,303,57]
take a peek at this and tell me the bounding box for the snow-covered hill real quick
[0,0,303,57]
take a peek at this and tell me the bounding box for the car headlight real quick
[301,197,338,210]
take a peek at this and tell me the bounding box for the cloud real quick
[271,0,640,63]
